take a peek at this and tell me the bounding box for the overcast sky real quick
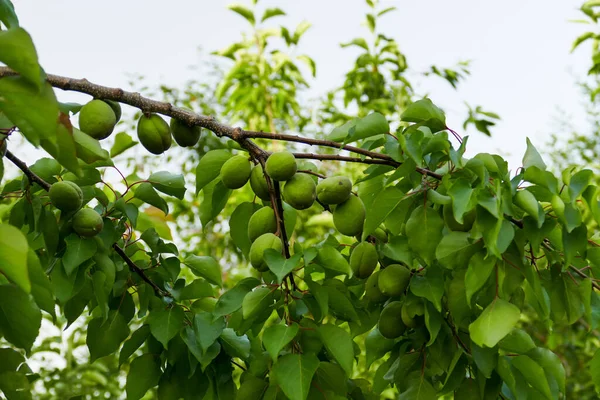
[14,0,592,169]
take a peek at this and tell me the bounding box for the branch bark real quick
[5,150,52,191]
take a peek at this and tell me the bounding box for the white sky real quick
[14,0,592,169]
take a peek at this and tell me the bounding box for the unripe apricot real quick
[378,301,406,339]
[349,242,378,279]
[170,117,201,147]
[250,164,271,201]
[49,181,83,212]
[378,264,410,297]
[248,207,277,243]
[316,176,352,205]
[333,195,365,236]
[265,151,297,181]
[283,173,316,210]
[72,208,104,237]
[137,113,172,155]
[220,155,251,189]
[103,100,122,122]
[79,99,117,140]
[249,233,282,272]
[364,271,388,303]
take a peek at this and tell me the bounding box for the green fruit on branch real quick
[316,176,352,205]
[250,164,271,201]
[364,271,388,303]
[249,233,282,271]
[78,99,117,140]
[265,151,297,181]
[378,301,407,339]
[49,181,83,212]
[296,160,319,183]
[170,117,201,147]
[248,207,277,242]
[378,264,410,297]
[283,173,316,210]
[372,227,388,243]
[333,195,365,236]
[136,113,172,154]
[349,242,378,279]
[72,208,104,237]
[103,100,122,122]
[220,155,251,189]
[443,203,476,232]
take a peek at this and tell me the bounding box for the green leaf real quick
[316,245,351,276]
[242,287,273,320]
[228,3,255,25]
[398,374,437,400]
[325,285,359,322]
[147,306,185,349]
[527,348,565,395]
[363,186,404,238]
[193,312,225,353]
[263,323,299,361]
[199,180,232,225]
[365,328,395,368]
[148,171,186,199]
[62,234,97,276]
[341,38,369,50]
[329,119,357,142]
[406,205,444,264]
[54,123,82,177]
[119,325,151,366]
[410,267,444,312]
[229,202,258,258]
[523,137,546,171]
[348,112,389,142]
[465,252,496,304]
[0,223,30,292]
[0,27,42,88]
[87,312,130,362]
[0,0,19,28]
[27,250,55,318]
[72,128,112,164]
[271,353,320,400]
[213,277,260,316]
[178,279,214,301]
[261,7,285,21]
[511,355,552,399]
[424,302,442,346]
[184,255,222,287]
[400,98,446,132]
[110,132,138,157]
[498,329,536,354]
[319,324,354,377]
[264,250,302,284]
[195,149,231,194]
[135,182,168,215]
[469,299,520,348]
[219,328,250,359]
[0,285,41,351]
[592,349,600,395]
[471,343,497,379]
[126,354,161,400]
[436,232,477,269]
[570,169,593,203]
[0,77,58,146]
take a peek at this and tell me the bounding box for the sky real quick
[13,0,593,170]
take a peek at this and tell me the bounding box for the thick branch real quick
[5,150,52,191]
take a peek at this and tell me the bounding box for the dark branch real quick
[112,244,172,298]
[5,150,52,191]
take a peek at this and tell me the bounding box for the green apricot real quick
[79,99,117,140]
[316,176,352,205]
[248,207,277,242]
[377,264,410,297]
[333,195,365,236]
[283,173,316,210]
[220,155,251,189]
[378,301,406,339]
[136,113,172,155]
[103,100,122,122]
[250,164,271,201]
[299,318,323,354]
[296,160,319,183]
[265,151,297,181]
[373,227,388,243]
[364,271,388,303]
[443,204,476,232]
[72,208,104,237]
[170,117,201,147]
[49,181,83,212]
[249,233,282,272]
[350,242,378,279]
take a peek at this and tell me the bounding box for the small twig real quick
[5,150,52,191]
[112,244,172,298]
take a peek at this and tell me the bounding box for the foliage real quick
[0,1,598,400]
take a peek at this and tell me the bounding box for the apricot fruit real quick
[377,264,410,297]
[249,233,282,272]
[283,173,316,210]
[316,176,352,205]
[333,195,365,236]
[378,301,406,339]
[170,116,201,147]
[103,100,122,122]
[350,242,378,279]
[248,207,277,242]
[137,113,172,155]
[364,271,388,303]
[72,208,104,237]
[265,151,297,181]
[49,181,83,212]
[78,99,117,140]
[250,164,271,201]
[220,155,251,189]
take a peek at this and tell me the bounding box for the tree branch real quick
[5,150,52,191]
[0,67,441,180]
